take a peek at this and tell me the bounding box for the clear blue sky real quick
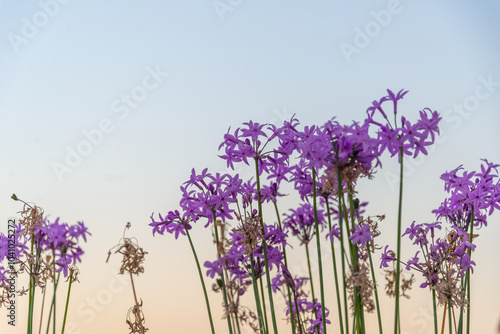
[1,1,500,333]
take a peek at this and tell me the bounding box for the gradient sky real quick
[1,1,500,333]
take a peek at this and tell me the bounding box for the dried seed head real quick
[107,223,147,276]
[18,202,44,235]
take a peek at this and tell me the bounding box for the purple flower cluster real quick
[150,169,244,232]
[0,217,89,290]
[218,120,296,178]
[390,160,499,306]
[34,218,90,277]
[283,203,326,245]
[433,159,500,228]
[367,89,441,162]
[150,90,446,332]
[0,223,28,286]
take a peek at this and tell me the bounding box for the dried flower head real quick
[12,194,44,235]
[107,223,148,334]
[107,222,147,276]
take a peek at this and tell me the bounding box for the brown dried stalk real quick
[107,222,148,334]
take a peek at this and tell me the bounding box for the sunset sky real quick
[1,1,500,333]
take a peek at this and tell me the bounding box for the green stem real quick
[305,243,316,305]
[61,275,73,334]
[259,275,270,334]
[432,290,438,334]
[357,294,366,334]
[293,293,305,334]
[273,202,296,334]
[38,282,48,334]
[213,217,234,334]
[186,229,216,334]
[337,167,349,334]
[367,249,383,334]
[234,311,242,334]
[254,158,279,334]
[312,168,327,333]
[45,273,60,334]
[53,251,56,334]
[448,298,453,334]
[27,236,35,334]
[250,254,267,334]
[466,209,474,334]
[394,148,404,334]
[325,199,345,334]
[347,189,364,334]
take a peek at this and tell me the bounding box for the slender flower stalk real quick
[185,229,216,334]
[254,158,279,334]
[337,168,350,334]
[304,243,316,305]
[259,275,270,334]
[325,199,345,334]
[213,219,234,334]
[38,282,48,334]
[273,202,297,334]
[45,274,60,334]
[312,168,327,333]
[27,236,35,334]
[61,273,74,334]
[394,147,404,334]
[466,208,474,334]
[249,254,267,334]
[53,251,56,334]
[448,298,452,334]
[367,250,383,334]
[432,290,438,334]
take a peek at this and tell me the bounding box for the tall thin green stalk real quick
[432,290,438,334]
[273,202,297,334]
[466,208,474,334]
[186,228,216,334]
[312,167,327,333]
[45,273,60,334]
[38,282,48,334]
[27,236,35,334]
[448,298,452,334]
[53,251,56,334]
[249,254,267,334]
[394,148,404,334]
[367,249,383,334]
[259,275,270,334]
[254,158,279,334]
[325,199,345,334]
[336,167,349,334]
[305,243,316,304]
[61,274,73,334]
[213,216,234,334]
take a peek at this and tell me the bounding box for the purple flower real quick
[405,251,421,271]
[366,89,441,162]
[270,273,283,293]
[380,245,396,268]
[240,120,267,142]
[149,211,191,239]
[204,259,223,278]
[325,224,340,243]
[349,224,373,245]
[455,253,476,274]
[283,203,326,245]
